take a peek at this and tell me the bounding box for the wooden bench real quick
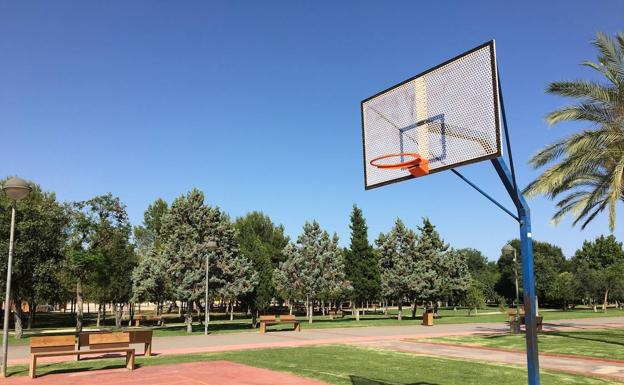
[134,315,164,327]
[79,330,153,357]
[30,333,135,379]
[279,315,301,332]
[519,315,544,332]
[259,315,279,333]
[328,309,344,320]
[258,315,301,333]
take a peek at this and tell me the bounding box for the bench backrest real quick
[78,330,112,348]
[30,335,75,354]
[259,315,276,322]
[89,332,130,349]
[280,315,297,322]
[127,330,153,344]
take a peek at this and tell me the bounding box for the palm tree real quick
[524,32,624,231]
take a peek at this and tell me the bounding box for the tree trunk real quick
[307,296,313,324]
[252,308,258,328]
[321,300,325,316]
[397,302,403,321]
[128,303,134,326]
[185,300,193,333]
[96,303,101,327]
[603,289,609,313]
[289,302,293,315]
[230,301,234,321]
[114,303,123,328]
[27,302,35,329]
[411,300,417,319]
[353,301,360,321]
[12,295,23,339]
[76,279,83,333]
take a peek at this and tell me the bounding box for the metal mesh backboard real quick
[361,41,501,190]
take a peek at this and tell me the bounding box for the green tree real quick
[524,32,624,231]
[133,198,168,255]
[461,283,486,316]
[0,182,69,337]
[132,199,171,316]
[376,219,421,321]
[161,189,254,332]
[460,248,500,302]
[66,193,131,332]
[344,205,380,320]
[572,262,602,311]
[279,221,345,323]
[550,272,576,310]
[132,249,170,315]
[495,239,566,305]
[273,252,302,315]
[572,235,624,311]
[234,211,289,326]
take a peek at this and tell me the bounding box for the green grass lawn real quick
[6,345,615,384]
[9,307,624,345]
[422,328,624,361]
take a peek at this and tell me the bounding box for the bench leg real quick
[126,350,135,370]
[295,323,301,332]
[259,323,266,333]
[145,341,152,357]
[29,355,37,379]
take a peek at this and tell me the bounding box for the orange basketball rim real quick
[369,153,430,177]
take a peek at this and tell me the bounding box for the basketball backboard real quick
[361,40,501,190]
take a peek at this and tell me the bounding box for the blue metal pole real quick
[491,157,540,385]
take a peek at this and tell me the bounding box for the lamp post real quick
[1,177,31,377]
[503,244,520,333]
[205,240,217,336]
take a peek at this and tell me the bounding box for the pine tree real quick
[234,211,289,326]
[376,219,421,321]
[160,189,256,333]
[413,218,446,314]
[344,205,380,320]
[276,221,347,323]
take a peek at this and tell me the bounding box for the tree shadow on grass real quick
[9,363,144,378]
[350,375,439,385]
[547,330,624,348]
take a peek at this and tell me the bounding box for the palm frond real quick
[606,156,624,231]
[547,80,616,103]
[546,103,613,126]
[593,32,624,84]
[527,32,624,231]
[581,61,619,86]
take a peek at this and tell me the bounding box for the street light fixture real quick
[502,243,521,333]
[205,240,218,336]
[1,177,32,377]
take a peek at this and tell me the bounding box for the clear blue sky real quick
[2,1,622,260]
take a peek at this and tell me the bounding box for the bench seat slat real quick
[32,347,134,358]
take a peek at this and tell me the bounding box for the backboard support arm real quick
[491,156,540,385]
[450,169,519,222]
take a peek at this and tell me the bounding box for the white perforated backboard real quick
[361,41,501,190]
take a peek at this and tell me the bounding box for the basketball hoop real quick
[369,153,429,177]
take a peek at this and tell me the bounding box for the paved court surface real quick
[2,361,328,385]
